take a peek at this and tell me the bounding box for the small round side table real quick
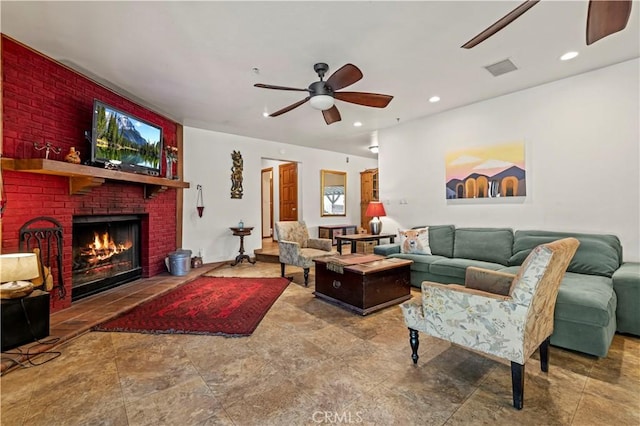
[229,227,256,266]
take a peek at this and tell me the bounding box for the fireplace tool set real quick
[19,217,66,300]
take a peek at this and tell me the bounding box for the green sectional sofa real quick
[374,225,639,358]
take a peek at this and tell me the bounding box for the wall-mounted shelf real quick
[1,158,189,198]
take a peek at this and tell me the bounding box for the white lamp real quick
[0,253,40,299]
[309,95,335,111]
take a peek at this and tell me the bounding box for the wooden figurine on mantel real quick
[64,147,81,164]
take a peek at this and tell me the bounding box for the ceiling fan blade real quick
[461,0,540,49]
[269,97,310,117]
[334,92,393,108]
[326,64,363,91]
[323,105,341,125]
[586,0,632,45]
[254,83,308,92]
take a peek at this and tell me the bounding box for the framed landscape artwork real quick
[445,141,526,199]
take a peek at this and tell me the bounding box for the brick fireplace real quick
[1,35,184,312]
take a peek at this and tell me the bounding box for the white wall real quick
[378,59,640,261]
[182,128,377,263]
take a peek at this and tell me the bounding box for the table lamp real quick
[365,201,386,235]
[0,253,40,299]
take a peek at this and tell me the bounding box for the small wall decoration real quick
[445,141,526,199]
[231,150,244,199]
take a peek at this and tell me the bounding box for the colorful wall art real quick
[445,141,526,199]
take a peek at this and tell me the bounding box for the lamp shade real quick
[0,253,40,283]
[365,201,386,218]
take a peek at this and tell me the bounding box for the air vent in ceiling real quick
[484,59,518,77]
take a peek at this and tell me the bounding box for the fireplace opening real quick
[72,215,142,301]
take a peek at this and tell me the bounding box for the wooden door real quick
[279,162,298,221]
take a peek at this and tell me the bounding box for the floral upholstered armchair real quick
[400,237,579,409]
[274,221,336,286]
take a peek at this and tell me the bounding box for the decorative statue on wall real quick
[231,150,243,199]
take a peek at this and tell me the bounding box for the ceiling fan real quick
[254,63,393,125]
[462,0,632,49]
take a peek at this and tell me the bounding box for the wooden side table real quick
[229,227,256,266]
[318,224,357,245]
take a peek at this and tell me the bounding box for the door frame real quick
[261,167,274,239]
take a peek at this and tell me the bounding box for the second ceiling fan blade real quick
[254,83,308,92]
[334,92,393,108]
[323,106,341,125]
[269,97,310,117]
[586,0,632,45]
[326,64,363,91]
[461,0,540,49]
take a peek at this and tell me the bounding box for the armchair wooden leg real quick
[539,336,550,373]
[511,361,525,410]
[280,263,285,277]
[303,268,310,287]
[409,328,419,364]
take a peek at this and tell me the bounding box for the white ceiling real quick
[2,1,639,158]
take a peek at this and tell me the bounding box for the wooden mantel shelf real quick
[1,158,190,198]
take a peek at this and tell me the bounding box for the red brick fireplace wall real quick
[1,35,180,312]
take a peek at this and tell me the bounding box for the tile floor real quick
[1,257,639,425]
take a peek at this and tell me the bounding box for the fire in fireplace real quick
[72,215,142,300]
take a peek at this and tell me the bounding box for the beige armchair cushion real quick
[465,266,517,296]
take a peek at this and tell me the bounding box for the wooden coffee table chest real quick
[313,254,412,315]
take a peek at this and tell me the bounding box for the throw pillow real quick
[399,227,431,254]
[465,267,516,296]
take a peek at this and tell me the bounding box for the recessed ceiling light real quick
[429,96,440,103]
[560,51,579,61]
[353,121,362,127]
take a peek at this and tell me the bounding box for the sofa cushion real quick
[427,225,455,258]
[510,230,622,277]
[389,253,446,272]
[555,272,616,327]
[429,258,505,280]
[453,228,514,265]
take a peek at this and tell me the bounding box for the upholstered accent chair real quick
[400,237,580,409]
[274,221,336,286]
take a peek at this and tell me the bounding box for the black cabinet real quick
[1,290,50,352]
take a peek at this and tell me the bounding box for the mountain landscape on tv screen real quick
[94,105,161,168]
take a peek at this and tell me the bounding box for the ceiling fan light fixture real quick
[309,95,334,111]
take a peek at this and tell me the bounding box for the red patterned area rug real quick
[93,277,289,337]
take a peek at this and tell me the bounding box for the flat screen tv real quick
[91,100,163,175]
